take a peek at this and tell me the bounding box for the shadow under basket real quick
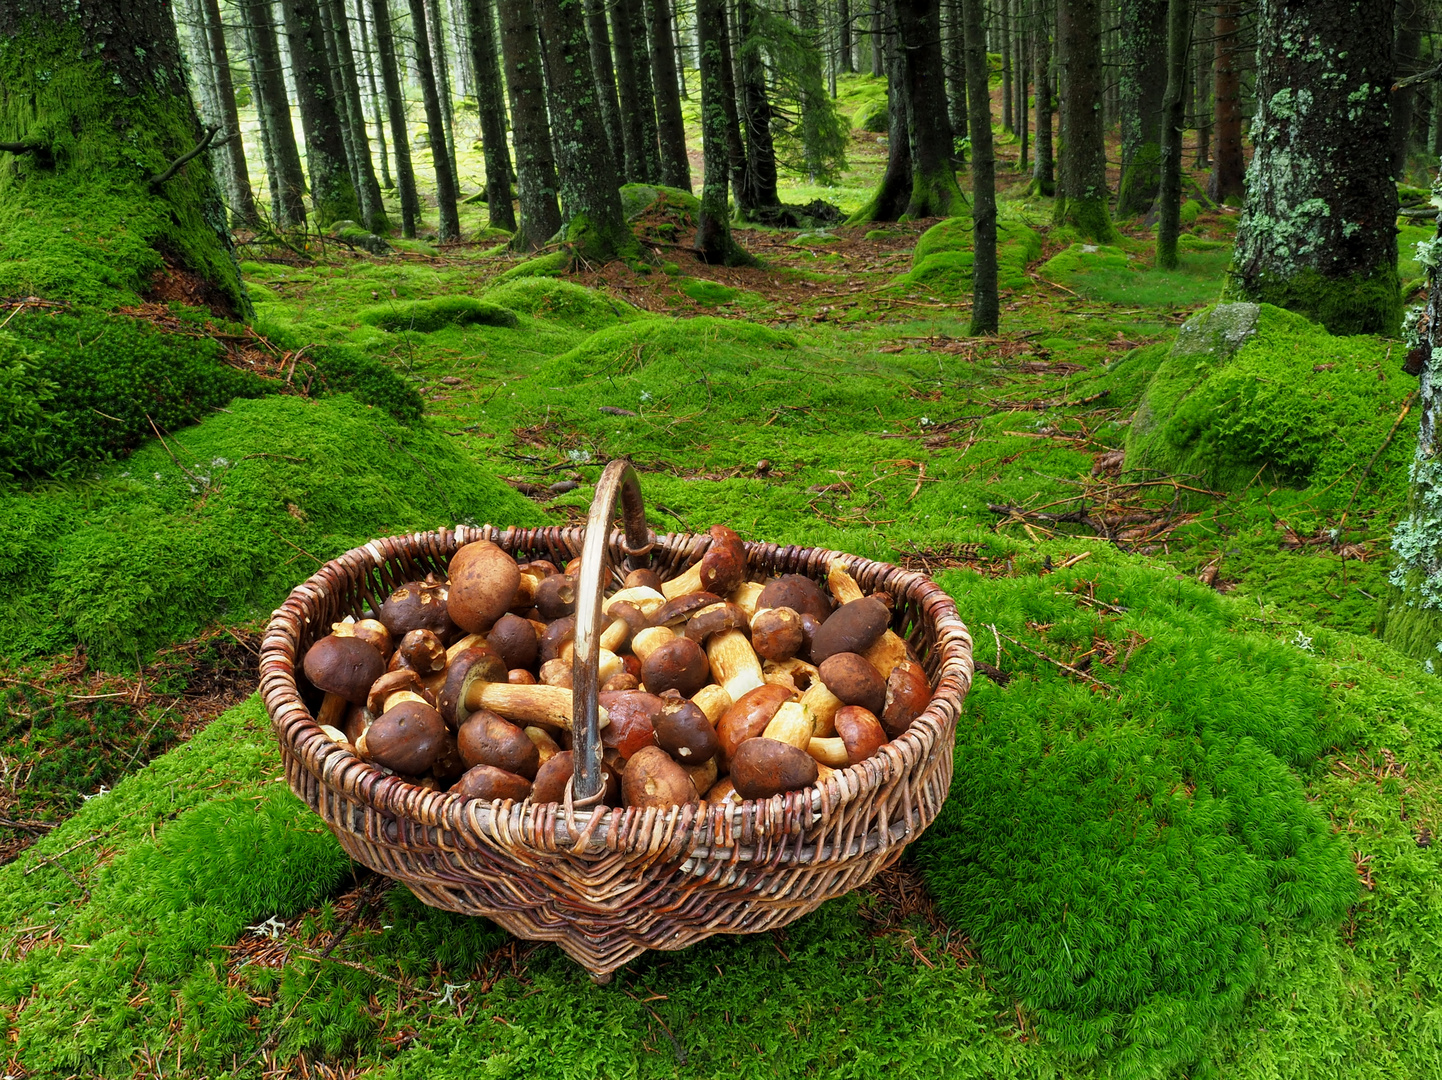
[260,524,974,981]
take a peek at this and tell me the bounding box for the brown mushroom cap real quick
[809,597,890,664]
[684,602,748,644]
[602,672,641,692]
[303,635,386,706]
[378,580,458,641]
[438,646,508,727]
[817,653,887,715]
[652,592,723,628]
[363,699,448,775]
[834,705,888,764]
[451,764,533,802]
[458,708,541,778]
[598,690,664,759]
[532,751,621,804]
[751,607,804,661]
[447,541,521,633]
[487,613,539,670]
[698,533,748,595]
[432,730,468,781]
[653,697,720,765]
[367,667,429,716]
[716,683,795,766]
[730,737,819,799]
[607,600,651,640]
[624,567,663,591]
[538,615,577,665]
[756,574,834,623]
[508,668,539,685]
[398,629,447,675]
[535,574,578,621]
[881,659,932,738]
[640,637,710,698]
[622,746,700,809]
[350,619,394,659]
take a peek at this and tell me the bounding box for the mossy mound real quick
[679,279,741,305]
[853,99,889,132]
[916,552,1361,1075]
[358,296,518,333]
[0,395,544,666]
[494,251,571,283]
[619,183,701,221]
[481,278,638,331]
[904,218,1042,293]
[1039,241,1233,308]
[1126,302,1412,491]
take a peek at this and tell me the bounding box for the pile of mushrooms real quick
[299,526,932,810]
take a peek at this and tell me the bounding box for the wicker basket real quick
[259,461,974,981]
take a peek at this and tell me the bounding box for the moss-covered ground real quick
[2,73,1439,1080]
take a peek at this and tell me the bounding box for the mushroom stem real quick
[808,736,851,768]
[465,682,608,732]
[799,678,844,737]
[660,562,705,600]
[316,692,348,728]
[631,625,675,663]
[691,683,732,725]
[762,701,816,750]
[729,580,765,620]
[706,629,765,702]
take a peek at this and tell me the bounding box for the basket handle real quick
[571,459,655,803]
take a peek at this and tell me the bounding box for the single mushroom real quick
[599,600,650,654]
[367,667,432,716]
[459,660,605,733]
[809,596,891,665]
[650,591,722,630]
[447,540,521,633]
[534,573,578,621]
[437,646,508,728]
[716,683,796,766]
[730,737,819,800]
[538,615,577,665]
[640,636,711,698]
[756,574,834,623]
[660,526,746,600]
[622,746,699,809]
[452,764,532,802]
[881,659,932,738]
[817,653,887,716]
[332,618,394,661]
[378,579,459,642]
[360,698,449,775]
[599,690,664,759]
[686,606,765,702]
[654,695,720,764]
[397,628,447,676]
[486,613,539,670]
[458,709,541,778]
[751,606,804,661]
[302,634,386,728]
[834,705,888,762]
[624,567,663,591]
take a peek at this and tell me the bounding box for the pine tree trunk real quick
[695,0,751,263]
[798,0,829,182]
[0,0,247,313]
[425,0,461,190]
[532,0,635,261]
[450,0,476,95]
[897,0,958,217]
[1016,11,1027,172]
[1392,0,1427,178]
[1191,0,1209,169]
[496,0,563,248]
[839,0,853,72]
[962,0,996,333]
[370,0,422,236]
[585,0,627,178]
[629,0,664,182]
[1432,82,1442,157]
[197,0,260,225]
[715,0,749,197]
[611,0,652,181]
[316,0,365,201]
[847,8,912,222]
[735,0,781,211]
[1030,0,1053,194]
[1154,0,1188,269]
[280,0,363,225]
[870,0,884,76]
[328,0,389,232]
[408,0,462,239]
[243,0,308,226]
[355,0,395,191]
[1230,0,1398,335]
[651,0,693,188]
[1116,0,1168,216]
[1001,0,1013,133]
[1054,0,1113,239]
[1207,0,1244,203]
[944,0,967,152]
[465,0,518,229]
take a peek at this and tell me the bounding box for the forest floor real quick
[3,78,1441,1079]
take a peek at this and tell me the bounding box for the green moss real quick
[495,251,571,283]
[1180,198,1202,226]
[679,279,740,305]
[904,217,1041,293]
[1039,241,1233,308]
[853,99,890,132]
[1225,264,1403,338]
[0,395,544,665]
[0,24,244,311]
[1116,142,1161,217]
[619,183,701,220]
[1053,194,1118,244]
[358,296,519,333]
[481,278,638,331]
[1126,302,1411,491]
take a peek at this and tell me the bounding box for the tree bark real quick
[533,0,636,261]
[1054,0,1113,239]
[944,0,967,153]
[847,8,912,222]
[408,0,462,240]
[370,0,422,236]
[695,0,752,263]
[1001,0,1013,132]
[650,0,693,188]
[628,0,664,182]
[465,0,519,229]
[327,0,389,232]
[281,0,363,225]
[0,0,247,313]
[1030,0,1053,194]
[896,0,958,217]
[715,0,749,198]
[870,0,884,76]
[1191,0,1209,169]
[1392,0,1427,178]
[962,0,996,333]
[735,0,781,211]
[1154,0,1189,269]
[611,0,654,181]
[584,0,627,178]
[1116,0,1168,216]
[197,0,260,225]
[354,0,395,191]
[496,0,562,248]
[1207,1,1244,204]
[1229,0,1399,336]
[425,0,461,190]
[1015,8,1027,173]
[839,0,853,71]
[242,0,308,226]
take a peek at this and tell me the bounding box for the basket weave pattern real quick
[260,525,974,978]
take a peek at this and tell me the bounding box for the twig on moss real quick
[996,628,1117,692]
[145,415,207,487]
[147,125,222,191]
[1342,390,1416,520]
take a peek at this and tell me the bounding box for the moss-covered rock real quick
[481,278,638,331]
[619,183,701,221]
[1126,302,1412,491]
[358,296,519,332]
[495,251,571,283]
[905,217,1042,293]
[854,99,890,133]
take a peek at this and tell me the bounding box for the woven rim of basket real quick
[260,524,974,851]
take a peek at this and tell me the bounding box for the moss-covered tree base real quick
[1116,142,1161,217]
[0,21,246,312]
[1052,193,1118,242]
[1223,265,1402,338]
[904,168,965,221]
[1379,589,1442,665]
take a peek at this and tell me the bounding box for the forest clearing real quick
[2,0,1441,1077]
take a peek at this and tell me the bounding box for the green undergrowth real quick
[0,394,543,665]
[481,277,639,330]
[1038,240,1233,308]
[904,216,1043,293]
[834,72,890,132]
[1127,303,1412,495]
[358,295,519,333]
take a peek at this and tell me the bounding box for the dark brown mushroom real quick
[538,615,577,665]
[622,746,700,809]
[809,597,890,664]
[436,646,508,728]
[653,696,720,765]
[451,764,533,802]
[651,591,723,629]
[881,659,932,738]
[447,540,521,633]
[640,637,710,698]
[535,574,578,621]
[684,602,748,644]
[302,634,386,728]
[756,574,834,623]
[751,607,804,661]
[361,699,448,775]
[486,613,539,670]
[817,653,887,715]
[624,567,663,591]
[458,709,541,778]
[378,580,459,642]
[397,629,447,676]
[698,526,748,595]
[716,683,795,766]
[834,705,888,764]
[730,737,819,799]
[367,667,430,716]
